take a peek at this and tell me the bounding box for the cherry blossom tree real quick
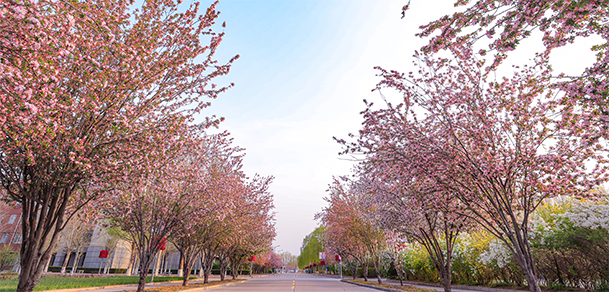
[225,175,276,280]
[358,164,470,292]
[410,0,608,135]
[186,161,274,282]
[385,234,408,286]
[0,0,237,291]
[268,250,284,271]
[104,136,214,292]
[317,178,387,283]
[252,248,283,273]
[341,45,607,292]
[170,133,244,286]
[318,183,365,280]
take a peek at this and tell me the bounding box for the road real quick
[212,273,376,292]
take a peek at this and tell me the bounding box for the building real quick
[0,202,193,274]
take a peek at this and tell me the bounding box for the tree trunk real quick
[60,250,71,274]
[509,234,542,292]
[351,265,357,280]
[362,262,368,281]
[42,256,52,273]
[135,251,156,292]
[373,256,382,284]
[137,272,147,292]
[153,252,162,276]
[16,184,73,292]
[219,259,227,281]
[202,249,214,283]
[204,262,212,283]
[126,242,136,276]
[232,265,238,280]
[70,251,82,274]
[398,269,403,286]
[441,264,452,292]
[523,264,542,292]
[198,254,204,277]
[177,253,183,277]
[181,254,192,286]
[132,256,140,276]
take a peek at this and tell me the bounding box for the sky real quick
[196,0,600,256]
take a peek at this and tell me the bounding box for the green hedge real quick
[47,267,127,274]
[47,266,257,276]
[211,269,251,275]
[339,267,376,278]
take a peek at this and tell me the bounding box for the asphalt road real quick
[213,273,376,292]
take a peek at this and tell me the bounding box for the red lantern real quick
[320,260,325,266]
[313,263,317,267]
[335,254,341,262]
[99,250,109,258]
[249,255,256,262]
[156,237,166,250]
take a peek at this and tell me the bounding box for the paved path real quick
[381,279,486,292]
[71,275,229,292]
[41,273,527,292]
[212,273,376,292]
[322,275,525,292]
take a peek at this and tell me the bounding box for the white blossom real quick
[479,240,511,268]
[561,200,609,229]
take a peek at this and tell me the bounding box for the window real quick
[12,233,21,244]
[0,233,8,243]
[8,214,17,224]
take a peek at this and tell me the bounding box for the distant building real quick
[0,202,22,271]
[0,202,187,274]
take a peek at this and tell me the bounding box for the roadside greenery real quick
[390,196,608,290]
[297,227,324,268]
[0,275,195,292]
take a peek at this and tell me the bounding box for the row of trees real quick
[102,133,276,290]
[320,1,607,292]
[316,179,608,290]
[48,209,280,282]
[0,1,277,292]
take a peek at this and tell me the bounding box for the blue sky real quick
[204,0,429,255]
[197,0,600,255]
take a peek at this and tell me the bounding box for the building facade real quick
[0,202,192,274]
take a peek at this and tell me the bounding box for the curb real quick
[176,280,245,291]
[39,280,186,292]
[343,278,528,292]
[341,279,404,292]
[38,279,241,292]
[385,280,528,292]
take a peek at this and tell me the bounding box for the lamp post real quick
[98,249,109,274]
[335,254,342,279]
[248,255,256,278]
[149,238,166,283]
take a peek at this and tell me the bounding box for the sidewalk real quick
[383,278,527,292]
[318,274,526,292]
[38,274,261,292]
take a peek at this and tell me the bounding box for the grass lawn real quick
[0,275,195,291]
[345,279,437,292]
[132,279,245,292]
